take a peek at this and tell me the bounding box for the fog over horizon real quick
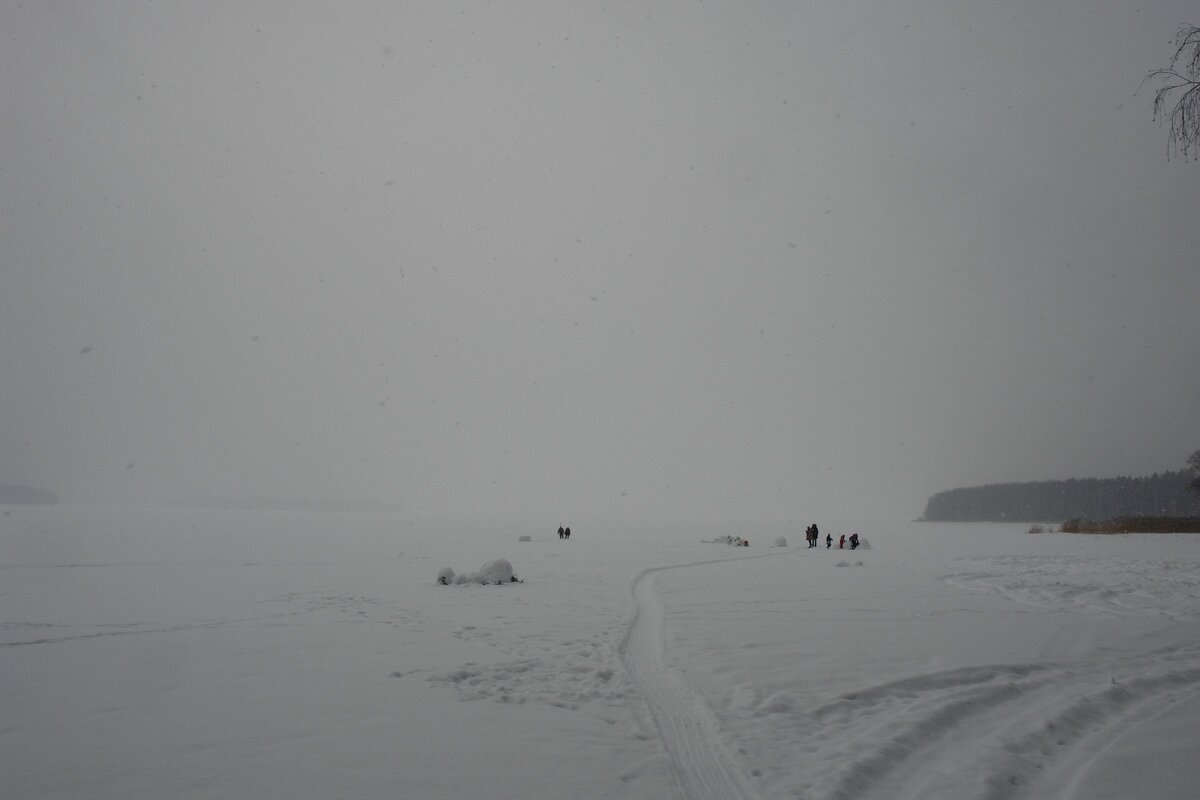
[3,2,1199,524]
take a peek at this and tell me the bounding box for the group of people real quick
[556,525,572,540]
[806,524,861,550]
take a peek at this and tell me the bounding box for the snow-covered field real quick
[3,507,1200,800]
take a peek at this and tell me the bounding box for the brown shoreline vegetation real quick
[1059,517,1200,534]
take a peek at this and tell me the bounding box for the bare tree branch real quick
[1143,25,1200,161]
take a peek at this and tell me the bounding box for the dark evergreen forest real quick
[921,471,1200,522]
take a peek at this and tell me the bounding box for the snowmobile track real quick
[621,561,765,800]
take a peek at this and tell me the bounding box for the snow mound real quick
[517,535,532,542]
[775,536,788,547]
[477,558,516,583]
[439,558,522,585]
[706,534,749,547]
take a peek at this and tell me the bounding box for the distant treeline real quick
[922,471,1200,522]
[0,484,59,505]
[1061,517,1200,533]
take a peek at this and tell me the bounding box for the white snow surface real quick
[3,507,1200,800]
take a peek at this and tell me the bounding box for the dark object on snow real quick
[849,533,859,550]
[826,533,832,548]
[839,534,846,549]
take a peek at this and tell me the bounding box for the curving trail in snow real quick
[805,650,1200,800]
[621,563,763,800]
[619,547,1200,800]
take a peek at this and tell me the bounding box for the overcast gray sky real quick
[2,1,1198,523]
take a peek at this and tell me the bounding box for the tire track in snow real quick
[811,648,1200,800]
[620,551,1200,800]
[621,561,766,800]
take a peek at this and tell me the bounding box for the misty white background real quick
[3,2,1198,521]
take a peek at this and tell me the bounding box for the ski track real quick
[621,558,768,800]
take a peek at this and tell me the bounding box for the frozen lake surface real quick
[4,506,1200,799]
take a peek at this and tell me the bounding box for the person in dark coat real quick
[826,533,832,549]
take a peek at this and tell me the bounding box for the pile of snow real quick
[517,535,532,542]
[706,534,750,547]
[476,558,516,583]
[438,558,522,585]
[775,536,788,547]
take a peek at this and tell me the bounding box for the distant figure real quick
[849,533,859,550]
[826,533,832,549]
[564,526,571,540]
[811,523,819,549]
[557,525,565,539]
[839,534,846,549]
